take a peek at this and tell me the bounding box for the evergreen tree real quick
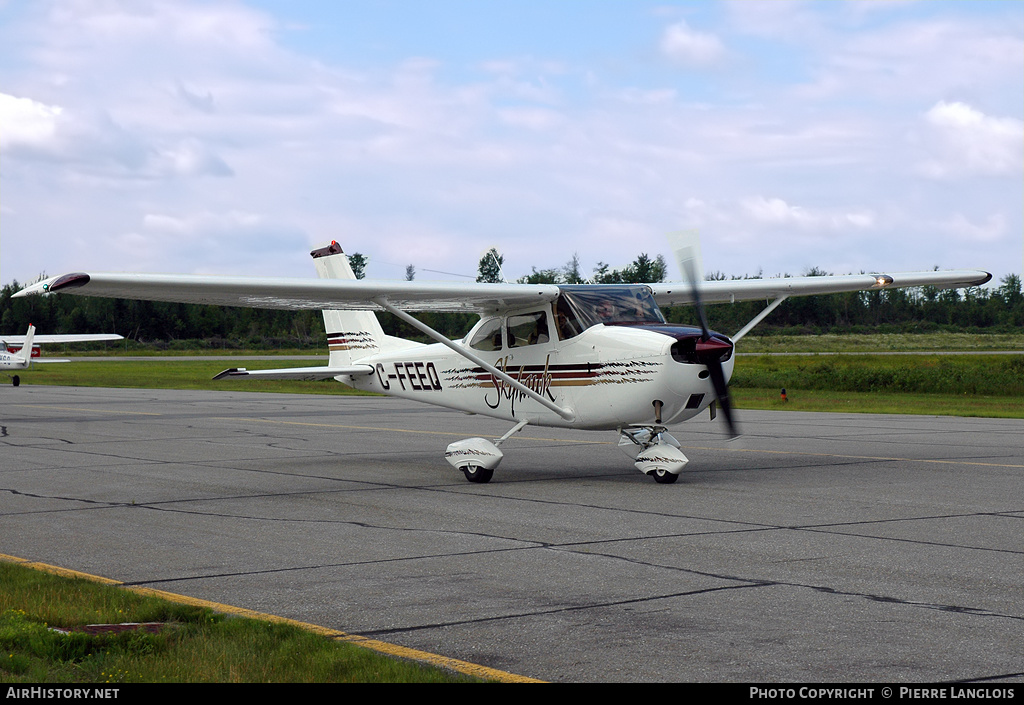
[517,267,560,284]
[621,253,668,283]
[348,253,367,279]
[562,253,585,284]
[592,262,622,284]
[477,248,504,283]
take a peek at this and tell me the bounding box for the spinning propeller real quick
[670,231,740,438]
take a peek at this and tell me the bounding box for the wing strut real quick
[374,297,575,422]
[731,296,790,343]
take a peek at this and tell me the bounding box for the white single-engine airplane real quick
[1,324,123,386]
[15,243,990,483]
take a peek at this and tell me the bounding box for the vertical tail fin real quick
[311,242,386,366]
[16,324,37,363]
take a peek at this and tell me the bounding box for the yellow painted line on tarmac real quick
[0,553,543,683]
[11,404,162,416]
[18,402,1019,466]
[213,416,604,444]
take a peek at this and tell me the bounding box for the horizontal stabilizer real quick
[213,365,375,381]
[0,334,123,344]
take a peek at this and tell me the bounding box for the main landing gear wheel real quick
[651,468,679,484]
[462,465,494,483]
[12,375,20,387]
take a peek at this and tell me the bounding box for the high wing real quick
[14,273,560,313]
[650,270,992,306]
[13,269,991,311]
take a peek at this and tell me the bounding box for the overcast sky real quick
[2,0,1021,288]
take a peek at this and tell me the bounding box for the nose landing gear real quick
[618,426,688,484]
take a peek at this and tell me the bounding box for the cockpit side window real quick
[506,311,549,348]
[468,317,503,351]
[554,296,584,340]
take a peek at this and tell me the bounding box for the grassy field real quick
[0,560,490,683]
[731,388,1022,418]
[738,331,1024,353]
[732,353,1024,395]
[15,358,361,396]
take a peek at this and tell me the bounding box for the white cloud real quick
[741,196,875,230]
[611,88,677,105]
[154,140,234,178]
[917,101,1024,179]
[497,107,565,131]
[660,20,726,66]
[111,210,307,274]
[1,91,232,179]
[936,213,1007,244]
[0,93,64,152]
[142,211,264,236]
[793,19,1024,103]
[0,93,150,173]
[46,0,276,54]
[725,0,825,40]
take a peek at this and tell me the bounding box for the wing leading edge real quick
[15,269,991,311]
[649,270,992,306]
[15,272,560,313]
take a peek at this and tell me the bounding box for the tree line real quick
[2,251,1020,349]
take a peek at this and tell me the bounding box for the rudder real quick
[311,242,386,366]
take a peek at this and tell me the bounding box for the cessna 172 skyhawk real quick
[1,324,123,386]
[14,243,990,483]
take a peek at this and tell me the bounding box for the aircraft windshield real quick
[555,285,665,338]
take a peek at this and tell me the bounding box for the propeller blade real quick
[671,228,739,437]
[680,253,712,341]
[705,356,739,438]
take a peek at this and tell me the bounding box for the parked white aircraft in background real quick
[1,324,123,386]
[15,244,990,483]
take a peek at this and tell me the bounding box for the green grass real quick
[0,561,486,683]
[732,388,1023,418]
[18,359,375,396]
[733,353,1024,395]
[730,354,1024,417]
[739,331,1024,353]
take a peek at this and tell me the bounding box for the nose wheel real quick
[651,467,679,484]
[461,464,494,483]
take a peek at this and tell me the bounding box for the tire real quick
[12,375,20,387]
[462,465,494,483]
[652,468,679,484]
